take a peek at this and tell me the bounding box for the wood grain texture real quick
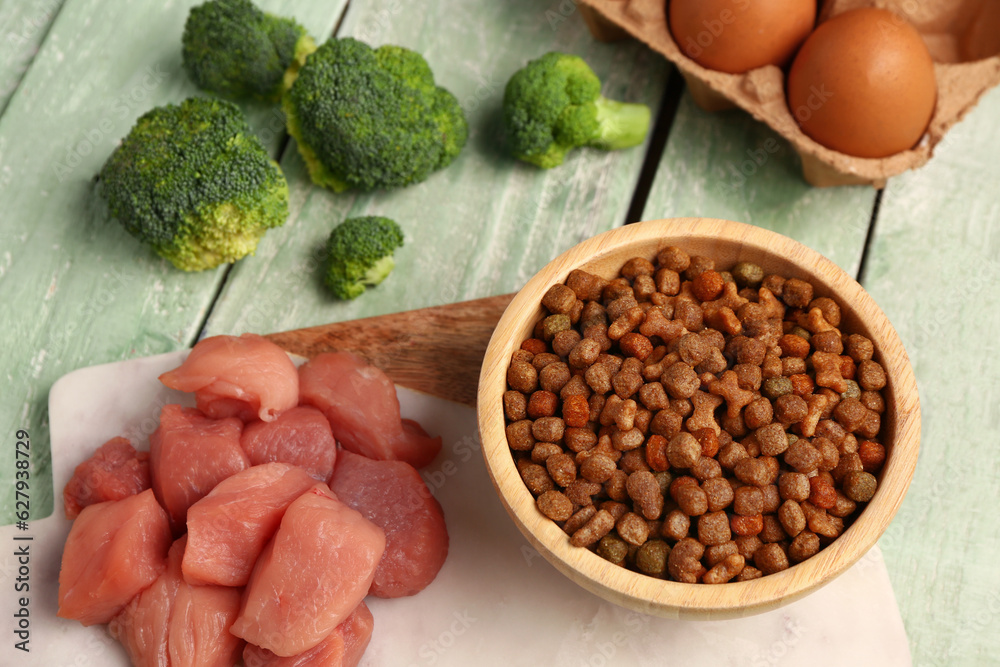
[0,0,348,523]
[478,219,919,619]
[859,86,1000,666]
[267,293,514,406]
[0,0,64,114]
[202,0,671,339]
[641,92,877,277]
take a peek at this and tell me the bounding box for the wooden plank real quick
[203,0,671,337]
[859,86,1000,666]
[0,0,65,114]
[640,91,877,276]
[0,0,348,524]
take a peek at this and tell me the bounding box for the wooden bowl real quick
[477,218,920,619]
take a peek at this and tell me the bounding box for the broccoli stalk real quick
[324,217,405,300]
[502,52,651,168]
[182,0,315,103]
[284,37,468,192]
[99,97,289,271]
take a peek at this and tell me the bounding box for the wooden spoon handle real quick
[266,293,515,407]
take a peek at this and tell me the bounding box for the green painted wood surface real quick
[641,92,877,276]
[203,0,670,336]
[860,86,1000,667]
[0,0,348,523]
[0,0,64,114]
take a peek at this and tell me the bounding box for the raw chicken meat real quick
[111,536,244,667]
[150,404,249,530]
[331,450,448,598]
[57,489,172,626]
[63,436,150,519]
[231,484,385,657]
[241,406,338,483]
[242,602,374,667]
[298,352,442,468]
[159,333,299,423]
[183,463,317,587]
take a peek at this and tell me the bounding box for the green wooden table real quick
[1,0,998,664]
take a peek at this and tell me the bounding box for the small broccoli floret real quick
[182,0,315,103]
[99,97,289,271]
[324,217,405,300]
[284,37,468,192]
[502,52,652,168]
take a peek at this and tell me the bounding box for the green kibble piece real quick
[786,433,799,447]
[597,533,629,565]
[789,326,811,342]
[542,313,572,341]
[731,262,764,288]
[719,271,734,284]
[762,376,794,399]
[841,379,861,400]
[635,539,670,577]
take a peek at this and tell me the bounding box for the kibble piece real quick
[667,537,706,583]
[734,458,769,487]
[703,553,746,585]
[811,329,844,354]
[697,511,732,546]
[546,452,576,487]
[858,440,886,473]
[563,506,597,535]
[684,255,715,281]
[777,500,807,537]
[507,360,538,393]
[774,394,808,425]
[730,513,764,537]
[843,470,878,502]
[636,540,670,577]
[788,531,821,563]
[813,437,840,472]
[743,397,774,430]
[856,359,887,391]
[781,279,813,308]
[657,246,690,272]
[691,456,722,482]
[559,375,591,402]
[846,334,874,362]
[692,270,725,301]
[673,482,709,517]
[531,352,561,371]
[530,441,562,464]
[566,269,607,302]
[661,509,691,541]
[829,491,857,518]
[605,469,629,502]
[701,477,735,512]
[617,512,651,546]
[784,439,821,473]
[762,376,793,399]
[677,333,711,366]
[506,420,536,451]
[537,490,574,522]
[778,334,810,359]
[717,441,750,470]
[673,300,704,331]
[527,390,559,419]
[831,451,863,483]
[731,262,764,288]
[759,515,787,543]
[627,470,664,520]
[596,533,629,566]
[564,427,597,453]
[733,486,764,516]
[778,472,810,502]
[860,390,886,414]
[532,417,565,444]
[612,358,645,398]
[542,283,578,314]
[666,432,701,469]
[520,463,554,496]
[570,509,615,547]
[661,362,700,399]
[580,453,617,483]
[808,297,841,327]
[600,501,629,523]
[539,362,572,394]
[564,479,602,506]
[704,541,739,567]
[503,390,527,421]
[802,502,842,538]
[754,543,789,575]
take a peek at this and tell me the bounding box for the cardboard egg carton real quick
[578,0,1000,187]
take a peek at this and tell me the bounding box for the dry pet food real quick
[504,247,888,584]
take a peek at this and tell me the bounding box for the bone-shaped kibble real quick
[709,370,755,419]
[639,306,687,344]
[811,351,848,393]
[687,389,724,435]
[799,393,829,437]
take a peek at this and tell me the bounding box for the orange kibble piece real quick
[730,514,764,536]
[521,338,548,355]
[808,476,838,509]
[788,373,814,396]
[779,334,811,359]
[692,270,725,302]
[561,394,590,428]
[858,440,886,473]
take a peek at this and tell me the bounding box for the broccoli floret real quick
[182,0,316,103]
[99,97,289,271]
[283,37,468,192]
[502,52,652,168]
[324,216,405,299]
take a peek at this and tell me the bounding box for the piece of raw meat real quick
[57,489,172,626]
[159,333,299,422]
[63,436,150,519]
[183,463,317,587]
[331,450,448,598]
[230,484,385,657]
[241,406,337,483]
[242,602,374,667]
[150,404,249,530]
[298,352,442,468]
[111,536,244,667]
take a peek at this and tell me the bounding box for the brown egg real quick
[669,0,816,74]
[787,8,937,159]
